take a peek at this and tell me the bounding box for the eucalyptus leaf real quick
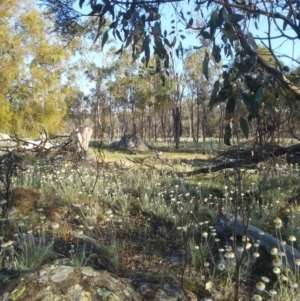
[244,75,262,92]
[209,9,219,37]
[164,38,171,48]
[221,28,237,40]
[115,29,123,42]
[255,87,263,104]
[225,95,236,120]
[93,17,106,44]
[209,80,219,109]
[202,51,209,80]
[283,66,290,72]
[224,123,232,146]
[201,31,211,39]
[222,9,244,24]
[154,37,166,59]
[101,30,109,50]
[237,91,243,115]
[247,32,257,49]
[164,53,169,69]
[171,36,177,47]
[124,34,132,48]
[79,0,85,9]
[212,44,221,63]
[144,36,150,67]
[187,17,193,27]
[238,55,257,73]
[109,21,117,30]
[283,19,288,31]
[239,117,249,139]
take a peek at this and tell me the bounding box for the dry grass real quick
[1,141,300,300]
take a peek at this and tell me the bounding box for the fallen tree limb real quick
[179,143,300,176]
[215,212,300,272]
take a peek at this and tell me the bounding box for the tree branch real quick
[240,36,300,97]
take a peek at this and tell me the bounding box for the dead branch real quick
[216,212,300,271]
[179,144,300,176]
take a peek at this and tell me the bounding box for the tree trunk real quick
[154,113,157,142]
[201,101,207,142]
[189,103,195,141]
[196,102,200,142]
[173,107,181,149]
[219,104,225,143]
[141,110,144,140]
[109,92,113,143]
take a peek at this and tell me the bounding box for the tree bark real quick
[173,107,182,149]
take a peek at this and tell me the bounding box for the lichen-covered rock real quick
[0,265,142,301]
[0,265,198,301]
[137,283,198,301]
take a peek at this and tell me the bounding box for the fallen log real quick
[180,143,300,176]
[215,212,300,272]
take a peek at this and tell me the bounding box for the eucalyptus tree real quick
[112,53,172,141]
[84,62,115,138]
[140,65,173,141]
[183,50,212,142]
[0,0,79,137]
[109,50,140,135]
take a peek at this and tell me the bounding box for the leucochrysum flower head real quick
[274,217,282,224]
[245,242,252,249]
[271,247,278,255]
[52,222,59,230]
[289,235,296,242]
[217,262,225,271]
[237,246,244,253]
[261,276,270,283]
[202,231,208,239]
[289,281,299,289]
[224,252,235,259]
[255,281,265,291]
[273,258,282,267]
[253,252,260,258]
[242,235,249,242]
[269,289,277,297]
